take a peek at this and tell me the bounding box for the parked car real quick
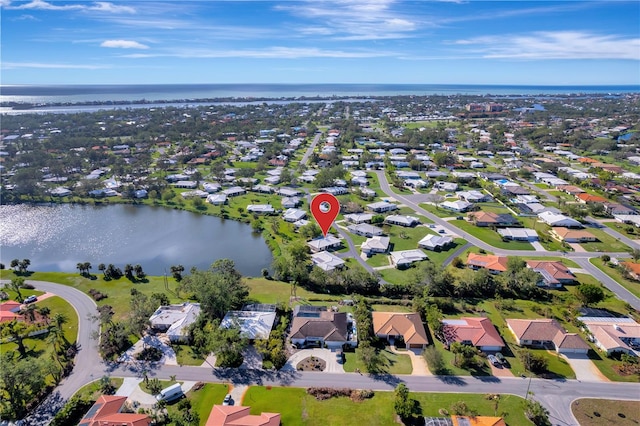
[495,352,508,366]
[336,350,344,364]
[487,354,500,366]
[24,295,38,304]
[223,394,233,406]
[429,224,436,228]
[155,383,184,403]
[438,229,446,234]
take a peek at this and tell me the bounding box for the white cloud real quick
[2,0,134,13]
[101,39,149,49]
[122,46,391,59]
[2,62,108,69]
[277,0,421,41]
[453,31,640,60]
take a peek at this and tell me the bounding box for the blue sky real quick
[1,0,639,85]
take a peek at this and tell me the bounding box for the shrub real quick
[88,288,108,301]
[135,347,163,362]
[351,389,374,402]
[21,283,35,289]
[306,387,352,400]
[50,396,94,426]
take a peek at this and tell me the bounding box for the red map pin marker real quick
[310,193,340,237]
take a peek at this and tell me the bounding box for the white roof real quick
[497,228,539,239]
[344,213,373,223]
[361,235,391,251]
[418,234,453,249]
[247,204,275,213]
[385,215,420,226]
[441,200,471,210]
[221,310,277,340]
[283,208,306,221]
[307,235,341,251]
[390,249,428,265]
[538,211,582,227]
[311,251,346,271]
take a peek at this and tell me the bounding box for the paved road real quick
[372,170,640,311]
[12,280,640,426]
[442,242,473,266]
[585,216,640,251]
[300,130,322,166]
[518,179,559,202]
[0,280,104,425]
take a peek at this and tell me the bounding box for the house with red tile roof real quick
[441,317,505,352]
[620,261,640,281]
[372,312,429,349]
[550,227,597,243]
[575,193,608,204]
[556,185,585,195]
[526,261,576,288]
[578,317,640,355]
[468,211,519,228]
[79,395,151,426]
[0,300,22,323]
[506,319,589,354]
[205,405,280,426]
[466,253,509,274]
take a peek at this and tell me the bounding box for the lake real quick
[0,203,273,276]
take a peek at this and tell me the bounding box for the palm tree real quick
[10,259,19,272]
[21,304,37,323]
[77,262,84,275]
[98,263,107,278]
[38,306,51,324]
[124,264,134,279]
[18,259,30,274]
[83,262,92,276]
[134,264,145,279]
[1,320,32,357]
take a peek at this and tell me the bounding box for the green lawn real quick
[379,267,415,286]
[72,377,124,400]
[586,350,640,383]
[420,204,459,218]
[366,254,391,268]
[343,346,412,374]
[387,224,434,251]
[183,383,229,423]
[244,386,530,426]
[246,277,342,305]
[589,258,640,299]
[579,228,633,253]
[450,220,535,251]
[0,295,78,360]
[173,344,207,366]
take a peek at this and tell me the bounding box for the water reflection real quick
[0,204,273,276]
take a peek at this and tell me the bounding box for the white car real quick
[24,295,38,304]
[223,394,233,406]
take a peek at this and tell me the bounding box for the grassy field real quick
[450,220,535,251]
[589,258,640,299]
[244,386,530,426]
[572,399,640,426]
[343,345,413,374]
[579,228,633,253]
[0,295,79,360]
[174,383,229,423]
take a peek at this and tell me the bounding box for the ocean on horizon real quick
[1,83,638,104]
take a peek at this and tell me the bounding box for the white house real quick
[307,235,342,252]
[247,204,275,214]
[344,213,373,224]
[418,234,453,251]
[538,211,583,228]
[347,223,384,237]
[149,303,201,343]
[390,249,428,268]
[283,208,307,222]
[361,236,391,255]
[384,215,420,227]
[367,201,398,213]
[311,251,345,271]
[440,200,472,212]
[497,228,539,241]
[207,194,227,205]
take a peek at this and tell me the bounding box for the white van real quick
[155,383,184,402]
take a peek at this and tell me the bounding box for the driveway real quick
[389,347,431,376]
[530,241,546,251]
[240,346,263,369]
[562,353,609,382]
[283,348,345,373]
[118,334,177,365]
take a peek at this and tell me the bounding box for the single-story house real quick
[207,194,227,205]
[50,187,72,197]
[384,215,420,227]
[283,208,306,222]
[576,193,608,204]
[526,260,576,288]
[466,253,509,274]
[277,187,301,197]
[149,303,201,343]
[440,200,472,212]
[205,405,280,426]
[372,312,429,349]
[221,186,246,197]
[550,227,597,243]
[457,190,491,203]
[307,235,342,253]
[621,261,640,281]
[390,249,428,268]
[367,201,398,213]
[252,184,274,194]
[344,213,373,224]
[173,180,198,189]
[604,203,636,216]
[0,301,22,323]
[538,211,583,228]
[281,196,302,208]
[221,305,277,340]
[434,181,458,192]
[497,228,538,241]
[578,316,640,355]
[289,306,355,349]
[418,234,454,251]
[361,235,391,255]
[311,251,346,271]
[247,204,275,214]
[469,211,519,227]
[347,223,384,237]
[80,395,151,426]
[441,317,505,352]
[506,319,589,354]
[203,182,221,193]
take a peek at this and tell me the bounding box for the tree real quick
[134,264,145,279]
[632,248,640,262]
[179,259,248,319]
[524,399,551,426]
[10,259,19,272]
[423,346,447,374]
[124,264,134,279]
[98,263,106,277]
[0,320,33,357]
[0,354,49,419]
[210,323,247,368]
[576,283,605,306]
[18,259,30,274]
[170,264,185,281]
[8,277,24,302]
[519,349,548,373]
[394,383,420,422]
[357,341,386,373]
[129,290,154,337]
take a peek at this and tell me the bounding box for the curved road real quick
[13,279,640,426]
[372,171,640,311]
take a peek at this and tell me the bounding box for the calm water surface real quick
[0,204,273,276]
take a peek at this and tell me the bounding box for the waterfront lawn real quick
[246,277,341,305]
[244,386,530,426]
[450,220,535,251]
[590,258,640,299]
[572,399,640,426]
